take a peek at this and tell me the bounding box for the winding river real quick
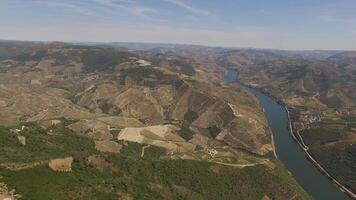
[224,69,352,200]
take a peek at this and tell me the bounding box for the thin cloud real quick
[260,9,273,15]
[94,0,157,17]
[130,7,157,17]
[33,0,157,18]
[34,1,94,16]
[319,15,355,25]
[164,0,210,16]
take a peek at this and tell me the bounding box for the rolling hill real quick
[0,42,311,200]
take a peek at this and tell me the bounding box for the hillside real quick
[235,50,356,193]
[0,42,311,200]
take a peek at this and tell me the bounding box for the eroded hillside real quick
[0,42,311,200]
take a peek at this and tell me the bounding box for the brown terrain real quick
[0,42,311,200]
[0,42,272,156]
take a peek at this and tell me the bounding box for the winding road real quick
[224,69,353,200]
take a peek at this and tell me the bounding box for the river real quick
[224,69,352,200]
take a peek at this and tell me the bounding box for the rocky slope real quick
[0,42,311,200]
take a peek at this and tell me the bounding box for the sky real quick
[0,0,356,50]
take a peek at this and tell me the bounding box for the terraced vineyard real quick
[0,42,311,200]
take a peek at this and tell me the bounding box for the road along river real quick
[224,69,352,200]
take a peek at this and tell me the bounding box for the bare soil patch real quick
[48,157,73,172]
[95,140,122,153]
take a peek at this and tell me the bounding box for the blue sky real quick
[0,0,356,50]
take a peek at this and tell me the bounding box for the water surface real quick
[224,69,351,200]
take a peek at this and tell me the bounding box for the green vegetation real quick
[171,146,265,166]
[177,126,194,141]
[309,145,356,191]
[0,43,315,200]
[169,59,196,76]
[97,99,122,115]
[0,155,311,200]
[0,124,311,200]
[301,127,356,190]
[13,50,48,62]
[218,106,235,127]
[0,124,95,164]
[183,110,198,123]
[302,128,342,146]
[176,110,198,141]
[119,141,166,159]
[120,67,184,88]
[81,48,133,72]
[320,95,342,109]
[237,51,356,192]
[208,125,221,138]
[0,43,47,61]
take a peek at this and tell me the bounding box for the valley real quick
[0,41,311,200]
[2,1,355,199]
[1,40,355,200]
[225,50,356,198]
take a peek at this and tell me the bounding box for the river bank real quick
[285,107,356,199]
[224,68,354,199]
[241,82,356,199]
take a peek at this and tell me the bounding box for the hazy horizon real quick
[1,0,356,51]
[1,38,353,52]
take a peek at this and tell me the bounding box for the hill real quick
[234,50,356,193]
[0,42,311,200]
